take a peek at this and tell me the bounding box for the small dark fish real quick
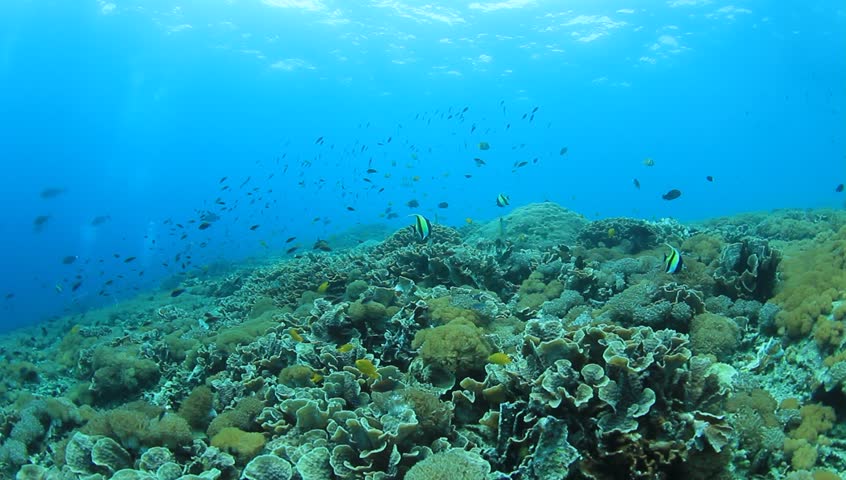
[250,224,260,230]
[559,147,568,155]
[478,142,490,151]
[313,239,331,251]
[286,236,297,243]
[387,212,399,219]
[662,189,682,201]
[464,174,472,178]
[474,158,486,167]
[286,246,299,254]
[367,168,378,174]
[406,199,420,208]
[438,202,449,209]
[706,175,714,182]
[315,136,324,144]
[71,281,82,292]
[198,222,211,230]
[515,161,528,168]
[532,106,539,113]
[346,206,355,211]
[90,215,111,226]
[633,178,641,189]
[40,187,66,199]
[62,255,78,265]
[836,184,844,193]
[124,256,137,263]
[219,176,228,184]
[170,288,186,297]
[33,215,50,230]
[4,293,13,300]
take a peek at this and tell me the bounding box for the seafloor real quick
[1,203,846,480]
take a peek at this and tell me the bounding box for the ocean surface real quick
[0,1,844,479]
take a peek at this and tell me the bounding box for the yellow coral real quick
[775,227,846,339]
[210,427,266,463]
[413,319,492,375]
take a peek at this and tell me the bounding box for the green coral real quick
[206,395,264,438]
[405,449,491,480]
[413,319,492,375]
[177,385,213,430]
[347,300,387,323]
[689,313,740,358]
[517,272,564,310]
[428,296,481,325]
[775,226,846,338]
[210,427,266,463]
[90,347,160,403]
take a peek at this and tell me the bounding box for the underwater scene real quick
[0,1,845,479]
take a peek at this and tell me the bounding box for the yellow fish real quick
[643,158,655,167]
[355,359,379,379]
[317,281,329,293]
[289,328,304,342]
[337,343,354,353]
[488,352,512,365]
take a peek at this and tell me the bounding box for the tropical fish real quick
[40,187,66,199]
[559,147,568,155]
[411,214,433,241]
[643,158,655,167]
[479,141,491,150]
[90,215,111,226]
[124,256,137,263]
[286,236,297,243]
[661,189,682,201]
[663,244,683,274]
[633,178,641,189]
[316,281,329,293]
[249,224,260,230]
[488,352,512,365]
[706,175,714,182]
[337,343,354,353]
[170,288,186,297]
[33,215,50,231]
[62,255,78,265]
[836,184,844,193]
[289,328,304,342]
[355,359,379,379]
[474,158,486,167]
[198,222,211,230]
[496,194,510,207]
[437,202,449,209]
[406,199,420,208]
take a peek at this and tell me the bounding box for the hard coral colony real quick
[1,205,846,480]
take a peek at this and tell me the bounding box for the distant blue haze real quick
[0,0,842,330]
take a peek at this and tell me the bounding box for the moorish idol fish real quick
[663,243,683,274]
[496,194,510,207]
[410,214,432,241]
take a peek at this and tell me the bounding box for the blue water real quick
[0,0,843,331]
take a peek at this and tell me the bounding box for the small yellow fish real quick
[355,359,379,379]
[289,328,304,342]
[412,175,420,182]
[643,157,655,167]
[607,227,616,238]
[337,343,354,353]
[465,217,473,224]
[317,281,329,293]
[488,352,512,365]
[310,372,324,383]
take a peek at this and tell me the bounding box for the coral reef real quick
[1,205,845,478]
